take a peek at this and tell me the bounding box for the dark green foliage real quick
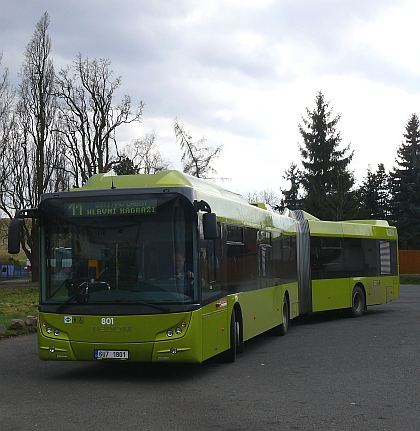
[114,156,139,175]
[280,163,302,211]
[389,113,420,249]
[298,91,356,220]
[357,163,390,219]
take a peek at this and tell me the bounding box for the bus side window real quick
[258,231,272,278]
[244,227,258,281]
[226,225,244,288]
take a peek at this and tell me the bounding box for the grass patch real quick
[400,275,420,285]
[0,285,38,338]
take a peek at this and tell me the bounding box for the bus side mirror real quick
[8,218,23,254]
[203,212,218,240]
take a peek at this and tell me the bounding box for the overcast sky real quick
[1,0,419,196]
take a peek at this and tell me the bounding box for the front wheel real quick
[223,310,237,363]
[350,286,365,318]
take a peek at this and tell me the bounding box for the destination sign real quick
[65,200,157,217]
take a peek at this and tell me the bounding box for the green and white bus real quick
[8,170,399,363]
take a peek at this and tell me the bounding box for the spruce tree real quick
[357,163,390,219]
[389,113,420,249]
[280,163,301,211]
[298,91,355,220]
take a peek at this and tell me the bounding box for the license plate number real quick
[94,350,129,360]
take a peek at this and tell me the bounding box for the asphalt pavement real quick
[0,285,419,431]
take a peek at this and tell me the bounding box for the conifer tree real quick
[114,156,139,175]
[280,163,301,211]
[298,91,356,220]
[357,163,390,219]
[389,113,420,249]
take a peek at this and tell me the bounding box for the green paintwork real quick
[311,275,400,312]
[308,218,397,240]
[37,170,399,363]
[306,217,398,313]
[39,309,201,362]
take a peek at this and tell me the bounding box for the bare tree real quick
[0,13,64,280]
[246,189,282,212]
[0,54,15,145]
[0,54,15,187]
[0,13,145,279]
[119,132,171,175]
[0,54,16,245]
[55,54,144,186]
[174,118,222,178]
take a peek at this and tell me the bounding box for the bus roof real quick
[82,170,246,201]
[79,170,295,231]
[77,170,395,237]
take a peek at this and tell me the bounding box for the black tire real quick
[273,295,289,336]
[223,310,237,363]
[350,286,365,318]
[236,314,244,354]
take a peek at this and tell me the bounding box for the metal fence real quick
[0,265,31,280]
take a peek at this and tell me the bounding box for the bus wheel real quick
[273,296,289,336]
[236,313,244,354]
[223,310,237,363]
[350,286,365,318]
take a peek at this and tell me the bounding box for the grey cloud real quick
[0,0,416,177]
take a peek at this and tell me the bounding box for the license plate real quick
[94,349,129,360]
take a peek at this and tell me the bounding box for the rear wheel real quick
[273,295,289,336]
[350,286,365,318]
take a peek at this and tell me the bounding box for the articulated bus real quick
[8,170,399,363]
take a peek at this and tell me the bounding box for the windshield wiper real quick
[56,282,89,312]
[114,299,170,313]
[56,282,170,313]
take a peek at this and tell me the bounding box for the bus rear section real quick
[291,210,399,317]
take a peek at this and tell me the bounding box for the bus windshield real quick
[39,192,197,308]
